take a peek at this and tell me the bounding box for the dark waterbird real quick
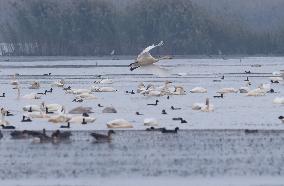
[172,117,187,123]
[126,90,135,94]
[43,73,51,76]
[30,129,52,143]
[60,122,70,129]
[82,118,87,124]
[90,130,115,141]
[72,98,83,102]
[135,112,143,115]
[161,109,167,114]
[214,93,224,98]
[98,104,104,107]
[244,129,258,134]
[51,130,72,141]
[161,127,179,133]
[63,86,71,91]
[1,125,16,129]
[0,93,5,97]
[10,130,33,139]
[147,100,159,106]
[221,75,225,80]
[6,111,14,116]
[37,90,47,95]
[145,127,164,131]
[213,80,222,82]
[21,115,32,122]
[244,77,249,81]
[46,88,53,93]
[271,80,279,84]
[245,71,251,74]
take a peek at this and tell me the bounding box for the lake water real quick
[0,56,284,185]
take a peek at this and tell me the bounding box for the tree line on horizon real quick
[0,0,284,56]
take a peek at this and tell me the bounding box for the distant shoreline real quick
[0,54,284,62]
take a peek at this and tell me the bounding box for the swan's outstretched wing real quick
[140,64,171,77]
[138,41,163,59]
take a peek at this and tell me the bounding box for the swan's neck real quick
[17,87,20,99]
[205,98,209,108]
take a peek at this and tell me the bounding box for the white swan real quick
[76,93,97,100]
[22,93,41,100]
[91,86,117,92]
[239,82,251,93]
[106,119,133,128]
[190,87,207,93]
[273,97,284,104]
[52,79,65,87]
[144,118,159,126]
[246,88,266,96]
[68,106,93,114]
[29,81,40,89]
[258,83,271,92]
[67,116,96,124]
[173,86,186,95]
[24,111,49,119]
[137,83,146,93]
[94,79,113,84]
[48,107,72,123]
[0,108,10,125]
[129,41,171,71]
[192,98,214,112]
[217,88,238,94]
[11,74,19,85]
[71,89,91,95]
[41,102,63,112]
[270,76,283,81]
[23,105,42,112]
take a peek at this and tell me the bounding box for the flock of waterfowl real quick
[1,42,284,143]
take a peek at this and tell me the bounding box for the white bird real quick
[137,83,146,93]
[144,118,159,126]
[246,88,266,96]
[72,89,91,95]
[29,81,40,89]
[129,41,171,71]
[192,98,214,112]
[272,71,281,76]
[173,86,186,95]
[217,88,238,94]
[91,86,117,92]
[24,111,49,119]
[41,102,62,112]
[258,83,271,92]
[190,87,207,93]
[94,79,113,84]
[75,93,97,100]
[270,76,283,81]
[0,108,10,125]
[52,79,65,87]
[106,119,133,128]
[23,105,42,112]
[11,74,19,85]
[239,82,251,93]
[67,116,96,124]
[273,97,284,104]
[22,93,41,100]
